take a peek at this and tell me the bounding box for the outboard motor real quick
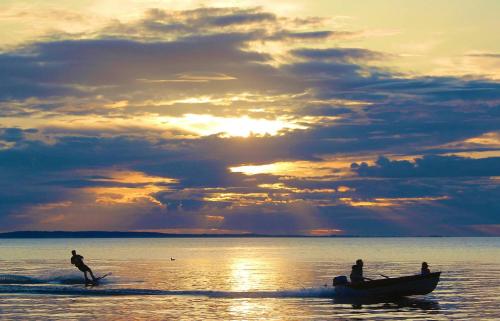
[333,275,348,286]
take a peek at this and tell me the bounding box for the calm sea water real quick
[0,237,499,320]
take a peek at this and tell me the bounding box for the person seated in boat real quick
[421,262,430,275]
[350,259,366,284]
[71,250,97,283]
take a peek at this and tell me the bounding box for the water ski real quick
[85,272,112,286]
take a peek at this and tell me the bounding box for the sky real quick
[0,1,499,236]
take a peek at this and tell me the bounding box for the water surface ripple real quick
[0,237,498,320]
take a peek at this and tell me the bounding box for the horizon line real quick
[0,230,496,238]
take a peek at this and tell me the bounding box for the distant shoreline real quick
[0,231,493,238]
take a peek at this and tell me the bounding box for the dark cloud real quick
[352,155,500,178]
[291,47,387,61]
[210,12,276,26]
[0,127,37,142]
[267,30,353,40]
[295,104,353,116]
[0,33,281,101]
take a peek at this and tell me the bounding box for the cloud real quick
[209,12,276,26]
[0,6,499,235]
[266,30,356,41]
[104,7,327,41]
[0,127,38,142]
[352,155,500,178]
[291,47,388,62]
[466,53,500,58]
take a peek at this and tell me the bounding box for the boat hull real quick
[334,272,441,298]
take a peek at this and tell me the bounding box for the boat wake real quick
[0,274,335,298]
[0,285,336,298]
[0,274,106,285]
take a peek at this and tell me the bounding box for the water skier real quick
[70,250,97,284]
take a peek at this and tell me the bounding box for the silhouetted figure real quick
[71,250,97,283]
[350,259,365,284]
[421,262,430,275]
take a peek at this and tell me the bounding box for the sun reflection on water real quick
[231,260,259,292]
[230,258,271,292]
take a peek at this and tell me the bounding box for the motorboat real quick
[333,272,441,298]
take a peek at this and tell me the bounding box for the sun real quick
[216,115,288,137]
[155,114,305,138]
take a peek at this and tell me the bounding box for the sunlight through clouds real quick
[230,159,357,178]
[0,1,499,235]
[155,114,306,137]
